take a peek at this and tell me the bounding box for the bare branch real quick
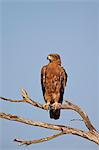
[0,89,96,131]
[62,100,96,131]
[14,132,64,146]
[0,97,24,102]
[70,119,83,122]
[0,112,65,131]
[0,89,99,145]
[0,89,45,109]
[0,112,99,145]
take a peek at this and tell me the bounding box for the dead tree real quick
[0,89,99,146]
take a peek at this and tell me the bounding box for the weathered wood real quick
[0,89,99,146]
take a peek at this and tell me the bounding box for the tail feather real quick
[49,109,60,120]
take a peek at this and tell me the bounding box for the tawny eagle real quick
[41,54,67,119]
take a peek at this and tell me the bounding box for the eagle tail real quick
[49,108,60,120]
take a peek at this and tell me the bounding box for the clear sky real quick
[0,0,99,150]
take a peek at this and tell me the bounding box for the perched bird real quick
[41,54,67,119]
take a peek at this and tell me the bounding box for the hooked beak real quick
[47,55,52,61]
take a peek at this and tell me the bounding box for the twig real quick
[70,119,83,122]
[14,131,64,146]
[0,89,45,110]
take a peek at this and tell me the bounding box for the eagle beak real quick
[47,55,52,61]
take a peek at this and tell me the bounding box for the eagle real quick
[41,54,67,119]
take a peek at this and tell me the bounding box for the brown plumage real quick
[41,54,67,119]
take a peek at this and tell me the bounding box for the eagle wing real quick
[41,65,47,97]
[41,64,68,119]
[59,67,68,103]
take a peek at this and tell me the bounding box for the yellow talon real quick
[43,103,50,110]
[52,102,60,110]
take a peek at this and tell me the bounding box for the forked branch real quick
[0,89,99,146]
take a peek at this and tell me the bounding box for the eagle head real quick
[47,54,61,63]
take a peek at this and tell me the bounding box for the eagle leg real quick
[43,102,50,110]
[52,102,61,110]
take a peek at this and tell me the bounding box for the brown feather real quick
[41,54,67,119]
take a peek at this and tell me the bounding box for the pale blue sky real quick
[0,0,99,150]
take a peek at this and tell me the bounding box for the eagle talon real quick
[52,102,60,110]
[43,103,50,110]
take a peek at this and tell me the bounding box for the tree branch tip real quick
[14,138,28,146]
[21,88,27,94]
[64,100,72,105]
[14,138,19,142]
[0,97,9,101]
[21,88,29,99]
[70,119,83,122]
[0,97,4,100]
[21,88,26,92]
